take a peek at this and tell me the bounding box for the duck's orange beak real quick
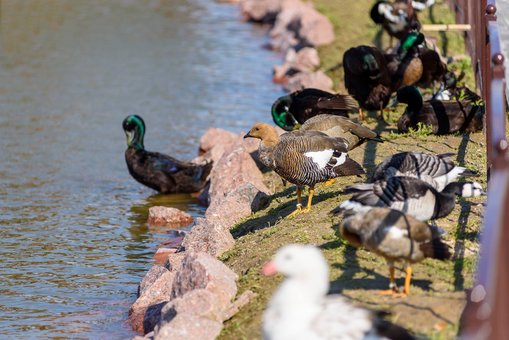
[261,260,278,276]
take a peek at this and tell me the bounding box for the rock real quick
[139,265,169,297]
[240,0,283,23]
[154,313,222,340]
[196,128,238,165]
[284,70,334,93]
[161,289,223,323]
[222,290,257,321]
[206,134,271,209]
[181,218,235,257]
[206,182,270,229]
[171,251,238,304]
[164,252,186,272]
[153,247,179,265]
[147,206,193,227]
[273,47,320,83]
[297,4,335,46]
[129,267,176,334]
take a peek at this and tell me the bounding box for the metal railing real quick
[448,0,509,338]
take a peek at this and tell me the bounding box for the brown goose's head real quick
[244,123,279,146]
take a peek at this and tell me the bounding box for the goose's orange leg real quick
[288,187,303,217]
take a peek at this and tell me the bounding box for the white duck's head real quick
[263,244,330,297]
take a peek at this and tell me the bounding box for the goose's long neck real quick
[275,272,329,308]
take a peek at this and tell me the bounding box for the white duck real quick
[262,244,414,340]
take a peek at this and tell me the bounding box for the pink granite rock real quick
[273,47,320,82]
[147,206,193,227]
[154,313,222,340]
[284,70,334,93]
[297,4,335,46]
[181,218,235,257]
[171,251,238,303]
[240,0,283,23]
[197,128,238,165]
[129,266,176,334]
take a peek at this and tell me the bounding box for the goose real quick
[262,244,415,339]
[370,151,477,191]
[271,88,359,131]
[122,115,212,193]
[340,208,451,297]
[300,114,384,151]
[333,176,485,221]
[244,123,365,217]
[396,86,484,134]
[343,45,393,120]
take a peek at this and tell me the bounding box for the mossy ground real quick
[219,1,489,339]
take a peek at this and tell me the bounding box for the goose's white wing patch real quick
[304,149,334,169]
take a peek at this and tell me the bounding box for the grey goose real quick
[244,123,365,217]
[300,114,383,151]
[340,208,451,296]
[371,151,477,191]
[333,176,485,221]
[262,244,415,339]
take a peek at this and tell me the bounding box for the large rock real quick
[206,134,271,208]
[240,0,283,23]
[273,47,320,82]
[284,70,334,93]
[297,4,335,46]
[181,218,235,257]
[154,313,223,340]
[197,128,239,165]
[129,266,176,334]
[147,206,193,227]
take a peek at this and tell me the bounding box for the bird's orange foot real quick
[288,205,303,218]
[322,179,336,186]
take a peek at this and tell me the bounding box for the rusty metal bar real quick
[456,0,508,338]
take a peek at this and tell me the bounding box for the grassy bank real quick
[219,1,486,339]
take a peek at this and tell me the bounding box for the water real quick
[0,0,282,337]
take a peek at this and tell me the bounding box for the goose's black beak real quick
[243,132,252,139]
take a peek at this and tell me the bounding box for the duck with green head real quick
[271,88,359,131]
[385,31,425,90]
[122,115,212,194]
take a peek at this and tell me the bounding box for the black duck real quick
[396,86,484,134]
[271,88,359,131]
[122,115,212,193]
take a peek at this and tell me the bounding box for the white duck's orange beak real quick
[262,260,278,276]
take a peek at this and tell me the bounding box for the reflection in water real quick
[0,0,282,337]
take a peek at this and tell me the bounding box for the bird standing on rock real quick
[122,115,212,194]
[244,123,365,217]
[339,207,451,297]
[271,88,359,131]
[262,244,416,339]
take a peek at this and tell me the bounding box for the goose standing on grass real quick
[340,208,451,297]
[343,45,393,121]
[271,88,359,131]
[333,176,485,221]
[262,244,416,339]
[122,115,212,193]
[244,123,365,217]
[396,86,485,134]
[371,151,477,191]
[300,114,384,151]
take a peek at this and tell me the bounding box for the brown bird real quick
[340,207,451,296]
[300,114,383,150]
[244,123,365,217]
[396,86,484,134]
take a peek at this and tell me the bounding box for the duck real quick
[271,88,359,131]
[343,45,393,120]
[333,176,485,221]
[384,32,425,90]
[262,244,416,339]
[415,46,448,89]
[244,123,365,217]
[340,207,451,297]
[396,86,485,134]
[300,114,384,151]
[122,115,212,193]
[370,151,477,191]
[370,0,421,47]
[410,0,435,11]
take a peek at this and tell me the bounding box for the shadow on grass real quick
[231,189,343,238]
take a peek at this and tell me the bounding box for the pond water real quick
[0,0,281,337]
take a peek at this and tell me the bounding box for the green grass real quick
[218,1,492,339]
